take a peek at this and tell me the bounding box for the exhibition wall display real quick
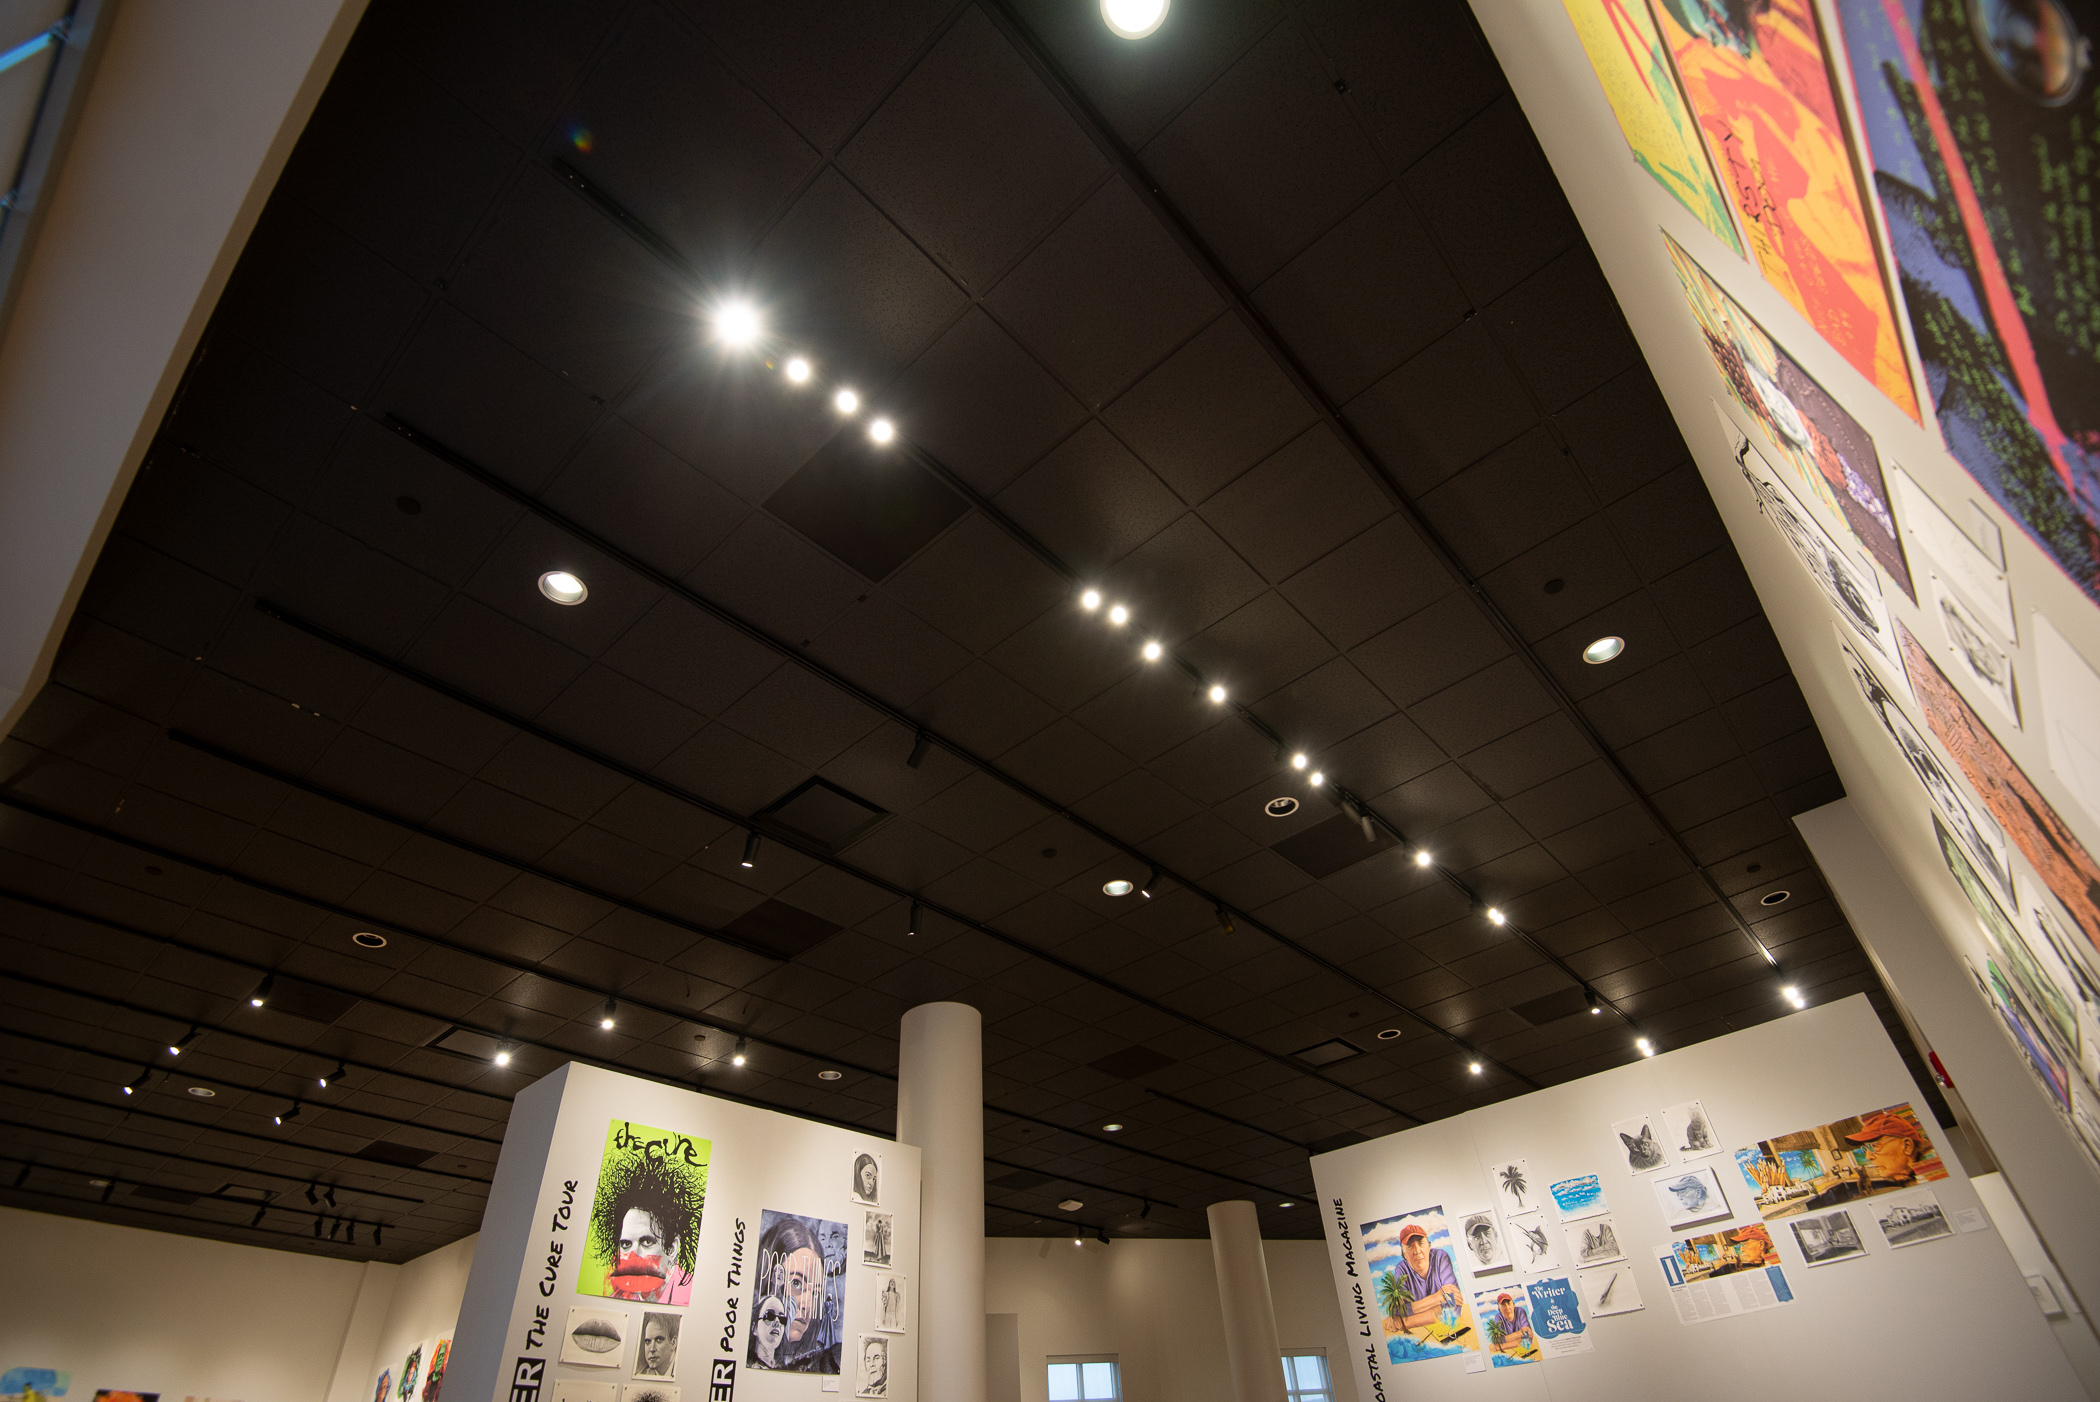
[1312,995,2079,1398]
[442,1064,917,1402]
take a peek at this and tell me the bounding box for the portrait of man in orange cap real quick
[1807,1108,1929,1208]
[1728,1224,1774,1267]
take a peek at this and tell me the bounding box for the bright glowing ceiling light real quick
[1467,1062,1482,1075]
[1142,640,1162,661]
[1415,850,1432,867]
[834,388,860,414]
[1080,590,1101,610]
[868,417,895,444]
[1207,684,1227,704]
[712,300,762,347]
[1308,771,1324,786]
[1107,604,1129,626]
[1101,0,1169,40]
[784,356,811,383]
[1636,1038,1655,1057]
[1486,906,1506,926]
[494,1048,513,1067]
[1582,635,1626,665]
[539,571,588,605]
[1291,753,1307,770]
[732,1037,749,1067]
[1102,879,1135,897]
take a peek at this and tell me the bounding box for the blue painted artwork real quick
[1528,1277,1588,1344]
[0,1372,70,1402]
[1548,1174,1605,1219]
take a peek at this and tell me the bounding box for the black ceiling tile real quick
[1684,615,1789,703]
[718,664,886,771]
[477,734,630,823]
[685,513,866,645]
[1201,425,1392,584]
[260,787,410,872]
[541,418,749,581]
[578,783,728,864]
[1072,665,1218,765]
[651,726,805,820]
[1606,463,1730,586]
[1617,712,1744,796]
[842,8,1105,291]
[401,597,588,718]
[1504,762,1638,845]
[1006,0,1284,148]
[1417,425,1597,574]
[1399,94,1579,307]
[211,202,428,406]
[1408,655,1563,761]
[885,316,1089,502]
[222,829,371,908]
[1466,843,1570,905]
[1650,550,1763,648]
[1419,803,1532,873]
[1300,0,1502,169]
[1253,657,1394,748]
[914,660,1060,759]
[632,863,767,931]
[1203,849,1312,914]
[359,0,625,148]
[1148,714,1283,808]
[1476,521,1642,646]
[1530,594,1685,708]
[1367,760,1492,841]
[1280,524,1452,665]
[1343,321,1536,496]
[1102,314,1316,507]
[987,605,1143,714]
[883,514,1070,657]
[75,540,241,661]
[1142,811,1258,881]
[1577,654,1718,752]
[996,422,1188,577]
[1140,24,1384,286]
[909,771,1043,856]
[621,351,843,507]
[537,825,683,904]
[987,179,1222,409]
[166,337,354,503]
[1721,677,1817,754]
[1101,515,1269,649]
[826,814,971,898]
[1577,844,1695,908]
[1460,713,1597,803]
[448,169,693,404]
[1751,729,1838,798]
[748,169,967,385]
[995,720,1133,807]
[804,594,974,709]
[674,0,950,153]
[1251,184,1469,404]
[1350,591,1510,712]
[1484,247,1641,414]
[118,449,290,590]
[1554,366,1689,504]
[601,597,780,719]
[1175,592,1335,712]
[304,418,520,588]
[303,728,470,829]
[535,665,705,771]
[1305,713,1448,806]
[560,4,819,275]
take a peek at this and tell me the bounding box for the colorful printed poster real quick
[1977,957,2073,1113]
[1561,0,1746,253]
[1678,240,1913,599]
[580,1120,709,1306]
[1901,620,2100,955]
[1471,1284,1542,1366]
[1651,0,1919,419]
[1,1373,69,1402]
[1527,1276,1597,1356]
[1933,817,2076,1056]
[1733,1102,1949,1220]
[1549,1173,1608,1220]
[394,1342,426,1402]
[1359,1206,1483,1365]
[749,1210,849,1374]
[1835,0,2100,603]
[1657,1229,1795,1324]
[421,1338,450,1402]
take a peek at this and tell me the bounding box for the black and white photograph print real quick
[1459,1210,1512,1274]
[1569,1215,1624,1268]
[1870,1189,1954,1249]
[1509,1215,1560,1274]
[621,1388,677,1402]
[861,1209,894,1268]
[1660,1099,1720,1159]
[856,1335,890,1399]
[1934,575,2020,726]
[561,1307,627,1368]
[1610,1114,1671,1174]
[635,1313,679,1379]
[1651,1164,1731,1231]
[850,1151,881,1207]
[1789,1209,1868,1267]
[874,1273,907,1334]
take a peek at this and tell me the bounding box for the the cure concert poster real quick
[578,1120,710,1307]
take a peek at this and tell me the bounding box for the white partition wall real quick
[1311,995,2078,1400]
[445,1063,918,1402]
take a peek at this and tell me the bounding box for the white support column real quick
[899,1001,985,1402]
[1207,1200,1286,1402]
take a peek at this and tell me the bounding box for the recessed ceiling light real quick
[493,1048,512,1067]
[538,571,587,605]
[1102,1123,1123,1132]
[1101,0,1169,39]
[1582,635,1625,664]
[1278,1201,1295,1208]
[834,388,860,414]
[1080,589,1101,610]
[784,356,811,383]
[1308,771,1324,786]
[868,417,895,444]
[1107,604,1129,626]
[187,1087,215,1098]
[711,299,762,347]
[1375,1028,1402,1040]
[1486,906,1506,926]
[1414,850,1432,867]
[1102,879,1134,897]
[1468,1061,1483,1075]
[1291,753,1307,769]
[1636,1037,1656,1057]
[1058,1199,1083,1212]
[1761,890,1791,906]
[1207,684,1227,704]
[351,931,387,949]
[88,1179,109,1187]
[1264,797,1299,818]
[1142,640,1162,661]
[818,1069,842,1081]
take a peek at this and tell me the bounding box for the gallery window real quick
[1282,1351,1331,1402]
[1046,1356,1121,1401]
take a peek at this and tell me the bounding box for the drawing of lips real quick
[609,1253,666,1297]
[571,1317,622,1353]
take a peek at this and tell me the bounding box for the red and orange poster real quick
[1649,0,1919,420]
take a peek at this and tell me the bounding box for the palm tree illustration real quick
[1500,1164,1529,1209]
[1376,1270,1409,1323]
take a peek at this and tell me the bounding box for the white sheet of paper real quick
[1932,575,2020,726]
[1659,1099,1721,1159]
[1611,1113,1673,1174]
[1651,1165,1731,1231]
[2034,610,2100,830]
[1891,466,2015,638]
[1579,1263,1643,1316]
[1488,1159,1537,1215]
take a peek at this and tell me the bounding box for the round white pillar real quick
[899,1001,985,1402]
[1208,1200,1287,1402]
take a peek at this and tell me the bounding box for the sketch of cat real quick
[1662,1175,1710,1211]
[1681,1110,1713,1152]
[1620,1123,1664,1170]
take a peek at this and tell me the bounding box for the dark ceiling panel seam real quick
[0,1117,428,1204]
[0,871,1308,1202]
[971,0,1784,988]
[246,598,1436,1124]
[376,412,1543,1091]
[1142,1085,1313,1151]
[0,1180,389,1253]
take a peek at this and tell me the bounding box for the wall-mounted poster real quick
[421,1337,449,1402]
[1568,1215,1626,1268]
[1651,0,1920,421]
[1610,1113,1671,1173]
[394,1342,425,1402]
[1459,1209,1512,1274]
[634,1314,679,1379]
[873,1273,907,1334]
[1659,1225,1793,1323]
[1834,0,2100,604]
[1869,1188,1953,1249]
[370,1369,389,1402]
[90,1394,156,1402]
[1659,1098,1719,1158]
[1733,1102,1949,1220]
[1358,1206,1483,1365]
[850,1152,881,1207]
[1526,1276,1596,1357]
[1560,0,1746,254]
[860,1209,893,1268]
[1934,818,2078,1060]
[563,1308,628,1368]
[1488,1159,1534,1214]
[1470,1285,1541,1366]
[580,1120,709,1306]
[1900,620,2100,953]
[1788,1209,1868,1266]
[749,1209,848,1374]
[1651,1164,1731,1230]
[2,1372,69,1402]
[1548,1173,1608,1220]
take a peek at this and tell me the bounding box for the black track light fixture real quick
[1215,905,1235,937]
[323,1184,337,1209]
[169,1026,199,1056]
[12,1163,29,1189]
[373,1222,384,1246]
[313,1214,324,1238]
[1096,1227,1111,1245]
[249,973,274,1007]
[600,998,617,1031]
[275,1101,301,1127]
[906,729,930,768]
[306,1182,319,1206]
[250,1204,268,1228]
[121,1069,149,1096]
[732,1037,749,1068]
[907,899,920,938]
[1140,866,1158,899]
[1586,988,1604,1016]
[345,1219,357,1245]
[740,830,759,868]
[319,1061,347,1089]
